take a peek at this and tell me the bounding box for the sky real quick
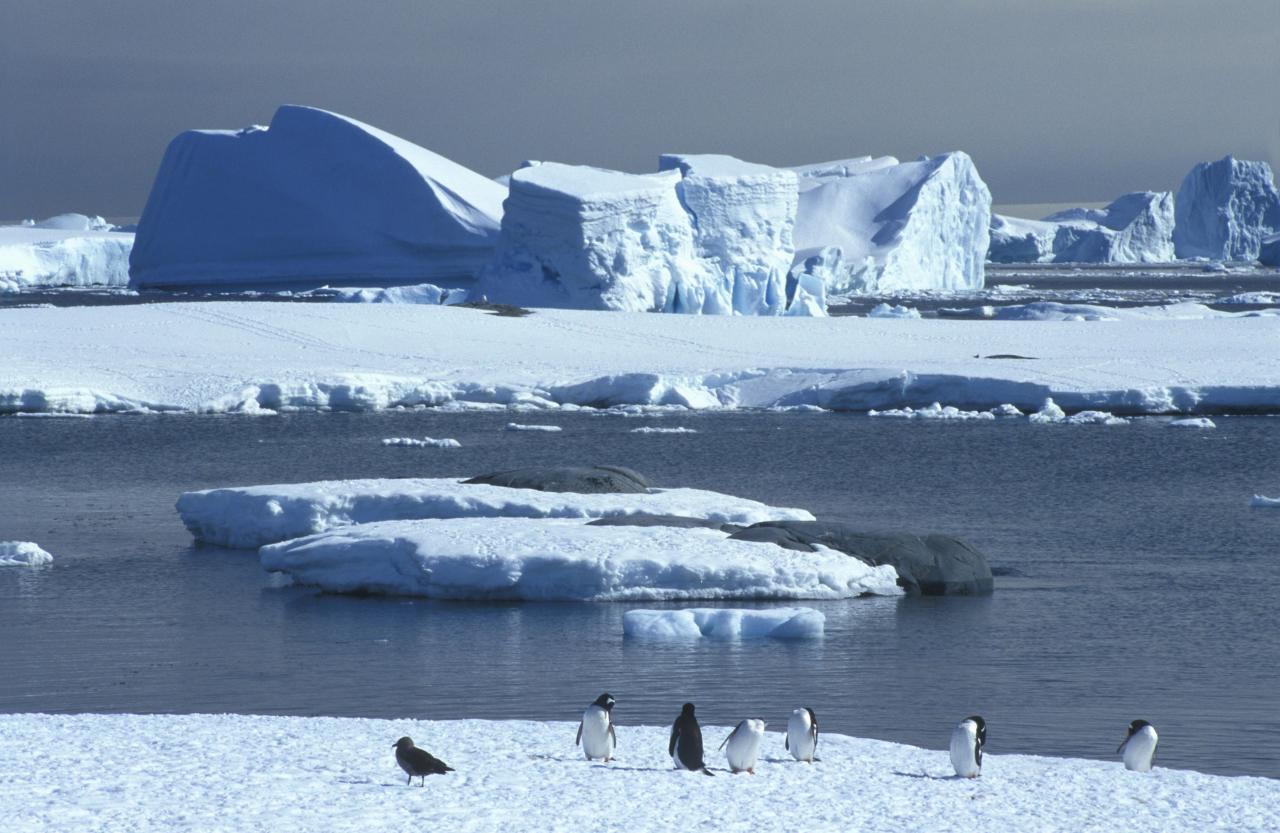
[3,0,1278,219]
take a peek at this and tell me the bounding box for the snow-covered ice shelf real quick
[623,607,823,639]
[176,477,814,549]
[2,714,1275,833]
[0,541,53,567]
[259,518,900,600]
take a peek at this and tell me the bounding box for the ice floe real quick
[623,607,824,639]
[0,541,53,566]
[259,518,900,600]
[505,423,562,432]
[176,477,814,548]
[1166,417,1215,429]
[380,437,461,448]
[869,403,994,421]
[629,426,698,434]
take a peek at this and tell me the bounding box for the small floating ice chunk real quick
[381,437,462,448]
[1250,495,1280,508]
[1028,398,1067,423]
[868,403,994,421]
[1167,417,1216,429]
[630,426,698,434]
[991,403,1023,417]
[1065,411,1128,426]
[0,541,53,567]
[505,423,562,432]
[866,303,922,319]
[623,607,825,639]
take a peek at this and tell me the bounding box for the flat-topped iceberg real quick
[1173,156,1280,261]
[989,192,1176,264]
[129,105,506,289]
[791,152,990,293]
[259,518,900,600]
[0,219,133,292]
[623,606,825,639]
[176,477,814,548]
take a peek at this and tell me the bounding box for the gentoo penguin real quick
[393,737,453,786]
[1117,719,1159,772]
[949,716,986,778]
[575,692,617,762]
[669,703,714,775]
[786,707,819,763]
[719,719,767,774]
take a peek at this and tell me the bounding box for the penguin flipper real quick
[785,735,789,751]
[718,725,737,751]
[608,722,617,748]
[668,724,679,757]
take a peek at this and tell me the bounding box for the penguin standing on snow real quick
[719,719,766,774]
[949,715,986,778]
[786,707,819,763]
[669,703,714,775]
[393,737,454,786]
[575,692,617,762]
[1117,719,1159,772]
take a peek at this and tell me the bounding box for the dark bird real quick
[393,736,454,786]
[669,702,714,776]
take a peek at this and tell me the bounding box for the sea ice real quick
[0,541,53,566]
[505,423,562,432]
[622,606,824,639]
[381,437,461,448]
[629,426,698,434]
[1173,156,1280,261]
[0,221,134,292]
[868,403,995,421]
[129,105,505,289]
[259,518,901,600]
[176,477,815,548]
[1166,417,1215,429]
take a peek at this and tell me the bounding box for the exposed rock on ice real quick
[623,606,824,639]
[176,477,814,548]
[791,152,991,293]
[259,518,901,600]
[1173,156,1280,261]
[129,105,505,289]
[381,437,461,448]
[0,541,53,567]
[989,192,1176,264]
[1167,417,1215,429]
[658,154,797,315]
[0,221,133,292]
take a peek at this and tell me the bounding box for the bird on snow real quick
[786,707,819,763]
[719,719,766,774]
[669,702,714,776]
[575,692,617,762]
[1117,719,1159,772]
[949,715,986,778]
[393,736,454,786]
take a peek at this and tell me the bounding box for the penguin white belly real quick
[950,721,981,778]
[725,721,765,773]
[787,710,816,762]
[1122,726,1158,772]
[580,706,614,761]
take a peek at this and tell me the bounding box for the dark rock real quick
[730,521,994,595]
[463,465,651,494]
[587,514,743,533]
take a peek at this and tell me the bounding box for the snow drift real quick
[128,105,506,289]
[259,518,901,600]
[0,219,133,292]
[790,152,991,293]
[1173,156,1280,261]
[623,606,825,639]
[989,192,1176,264]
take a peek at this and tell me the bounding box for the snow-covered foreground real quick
[3,302,1280,415]
[1,715,1274,833]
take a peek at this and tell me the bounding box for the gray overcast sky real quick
[3,0,1278,218]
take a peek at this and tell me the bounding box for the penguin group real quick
[393,694,1159,783]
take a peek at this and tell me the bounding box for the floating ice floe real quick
[1250,495,1280,508]
[988,191,1176,264]
[0,541,53,567]
[629,426,698,434]
[176,477,814,548]
[129,105,505,290]
[866,303,922,319]
[0,218,134,292]
[1174,156,1280,261]
[623,607,824,639]
[259,518,901,600]
[1028,399,1127,425]
[505,423,562,432]
[1167,417,1216,429]
[869,403,994,421]
[381,437,461,448]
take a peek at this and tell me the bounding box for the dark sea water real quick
[1,411,1277,778]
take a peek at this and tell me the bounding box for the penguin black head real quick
[393,736,415,750]
[594,692,616,711]
[681,703,696,717]
[1126,719,1152,735]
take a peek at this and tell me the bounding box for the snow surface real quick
[0,222,133,292]
[1250,494,1280,507]
[0,541,53,567]
[941,300,1280,322]
[623,607,824,639]
[989,192,1176,264]
[259,518,900,600]
[2,714,1275,833]
[4,302,1280,417]
[791,152,991,293]
[1173,156,1280,261]
[129,105,505,289]
[176,477,814,548]
[505,423,562,432]
[380,437,461,448]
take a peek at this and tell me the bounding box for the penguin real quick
[669,703,714,775]
[1117,719,1159,772]
[949,716,986,778]
[785,707,819,763]
[575,692,617,762]
[393,737,453,786]
[719,719,766,774]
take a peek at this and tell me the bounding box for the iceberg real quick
[176,477,815,548]
[622,606,824,639]
[1173,156,1280,261]
[791,152,991,294]
[129,105,505,290]
[989,192,1176,264]
[259,518,901,600]
[657,153,797,315]
[0,220,133,292]
[0,541,53,566]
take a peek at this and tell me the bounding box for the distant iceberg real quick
[129,105,506,290]
[988,191,1175,264]
[1173,156,1280,261]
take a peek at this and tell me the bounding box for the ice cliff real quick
[1173,156,1280,261]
